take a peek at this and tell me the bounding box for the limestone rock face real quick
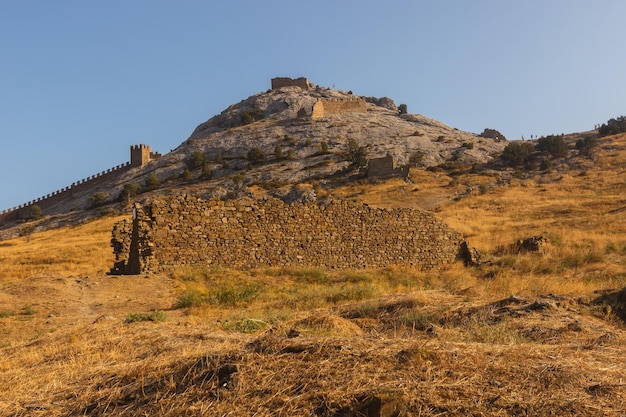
[143,82,507,192]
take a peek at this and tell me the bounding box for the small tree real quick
[145,173,160,190]
[346,138,368,169]
[319,141,329,154]
[30,205,42,220]
[247,147,266,164]
[576,137,598,156]
[398,104,408,115]
[240,108,264,125]
[201,162,213,180]
[501,141,534,167]
[88,192,108,208]
[536,135,567,158]
[274,144,284,160]
[188,151,205,169]
[182,168,193,182]
[120,183,141,205]
[232,172,246,189]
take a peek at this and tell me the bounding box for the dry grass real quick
[0,215,124,282]
[1,134,626,415]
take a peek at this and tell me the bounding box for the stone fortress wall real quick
[0,145,158,224]
[110,195,466,275]
[271,77,312,90]
[311,97,367,120]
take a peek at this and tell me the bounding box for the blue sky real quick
[2,1,625,210]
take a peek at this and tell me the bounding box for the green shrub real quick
[182,168,193,182]
[241,108,264,125]
[319,141,329,154]
[30,205,42,220]
[120,183,141,204]
[247,147,266,164]
[576,137,598,156]
[536,135,567,158]
[88,192,108,208]
[0,311,15,318]
[398,104,408,114]
[145,174,160,190]
[346,138,368,169]
[125,310,166,323]
[232,172,246,188]
[221,318,268,333]
[501,141,534,167]
[188,151,205,169]
[210,283,260,306]
[201,163,213,180]
[598,115,626,136]
[175,289,205,308]
[274,144,284,159]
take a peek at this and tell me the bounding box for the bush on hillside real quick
[145,174,160,190]
[201,163,213,180]
[88,192,108,208]
[576,137,598,156]
[241,108,264,125]
[536,135,568,158]
[187,151,205,169]
[30,205,42,220]
[501,141,534,167]
[247,147,266,164]
[598,116,626,136]
[345,138,368,169]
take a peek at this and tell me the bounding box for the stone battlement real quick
[110,196,466,274]
[0,145,159,224]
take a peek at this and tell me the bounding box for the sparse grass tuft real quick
[124,310,166,323]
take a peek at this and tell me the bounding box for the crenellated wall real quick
[311,97,367,119]
[110,196,466,274]
[0,144,159,225]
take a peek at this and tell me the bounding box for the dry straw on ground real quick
[0,134,625,415]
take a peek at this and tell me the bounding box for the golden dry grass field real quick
[0,134,625,416]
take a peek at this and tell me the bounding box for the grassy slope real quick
[0,135,625,415]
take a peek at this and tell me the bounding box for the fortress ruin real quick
[311,97,367,119]
[271,77,312,90]
[110,196,466,274]
[0,145,160,224]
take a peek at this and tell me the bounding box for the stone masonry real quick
[271,77,312,90]
[111,196,466,274]
[311,97,367,119]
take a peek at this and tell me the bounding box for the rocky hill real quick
[0,79,508,237]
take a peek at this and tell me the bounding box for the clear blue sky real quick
[2,1,625,210]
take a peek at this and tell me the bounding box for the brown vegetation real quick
[1,134,626,415]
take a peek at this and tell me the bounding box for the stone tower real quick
[130,144,152,167]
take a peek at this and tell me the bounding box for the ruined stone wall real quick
[367,156,410,179]
[0,163,132,224]
[271,77,311,90]
[111,196,465,274]
[311,97,367,119]
[1,144,157,225]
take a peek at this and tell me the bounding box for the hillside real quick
[1,125,625,415]
[0,80,506,238]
